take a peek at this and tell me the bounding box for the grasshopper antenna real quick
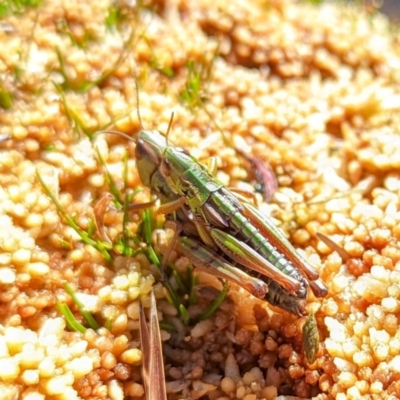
[97,130,134,142]
[96,81,145,142]
[135,80,144,130]
[165,112,174,146]
[135,80,174,145]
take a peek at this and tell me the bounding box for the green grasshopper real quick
[134,129,328,316]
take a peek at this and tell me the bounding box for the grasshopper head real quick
[135,130,167,188]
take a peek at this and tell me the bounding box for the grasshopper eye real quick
[136,138,159,164]
[160,158,171,177]
[135,139,146,160]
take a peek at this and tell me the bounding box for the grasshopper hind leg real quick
[178,237,308,316]
[178,236,269,299]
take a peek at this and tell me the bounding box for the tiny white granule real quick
[389,355,400,372]
[128,286,141,300]
[371,265,390,282]
[0,253,12,265]
[353,275,388,299]
[108,379,124,400]
[346,386,362,400]
[2,235,18,253]
[333,357,357,373]
[120,349,142,364]
[25,213,44,228]
[38,318,65,346]
[73,139,97,170]
[110,289,128,305]
[64,355,94,379]
[102,305,119,321]
[45,372,74,395]
[325,339,343,358]
[87,173,104,187]
[55,387,80,400]
[373,343,389,361]
[27,262,50,277]
[389,338,400,356]
[390,270,400,284]
[338,371,357,389]
[191,320,214,338]
[12,248,31,264]
[0,336,9,358]
[331,274,352,293]
[69,341,88,357]
[13,125,28,140]
[325,317,348,342]
[111,314,128,333]
[11,203,28,219]
[8,184,22,201]
[21,369,40,385]
[24,192,38,207]
[353,321,367,337]
[370,381,383,394]
[68,249,85,263]
[353,351,373,367]
[0,357,20,381]
[20,343,45,369]
[55,344,73,365]
[139,275,155,294]
[0,267,16,284]
[21,389,45,400]
[0,381,20,399]
[126,301,140,320]
[330,328,347,343]
[113,275,130,290]
[369,327,390,346]
[5,327,37,354]
[381,297,400,313]
[98,285,112,301]
[64,226,84,242]
[342,340,359,358]
[38,357,56,378]
[75,293,100,313]
[128,271,140,286]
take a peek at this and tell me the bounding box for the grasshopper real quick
[134,128,328,316]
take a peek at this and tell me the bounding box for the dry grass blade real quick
[93,193,114,244]
[316,232,351,262]
[139,298,151,396]
[139,290,167,400]
[306,176,378,205]
[236,149,278,202]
